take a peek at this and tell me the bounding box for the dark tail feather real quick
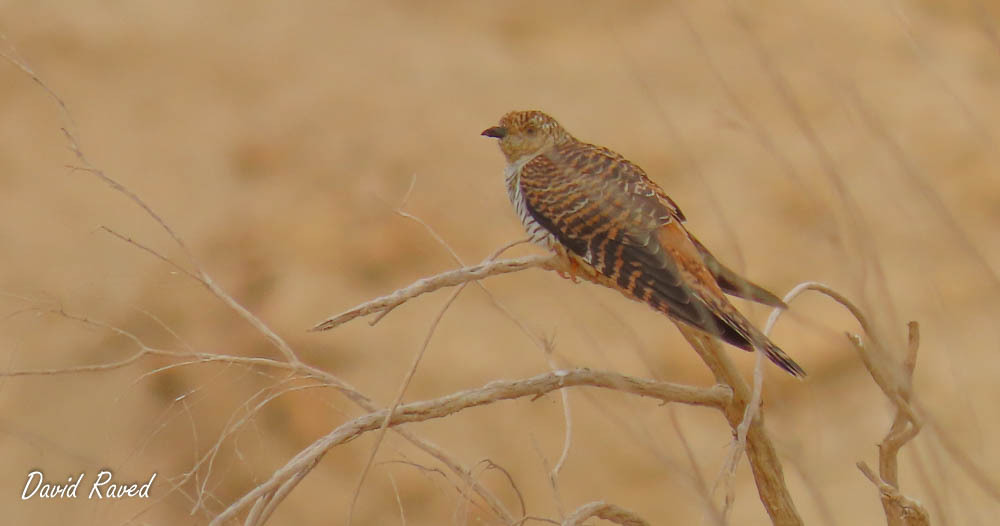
[758,340,807,378]
[689,235,788,308]
[712,310,807,378]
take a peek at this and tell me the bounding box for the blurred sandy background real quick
[2,1,1000,524]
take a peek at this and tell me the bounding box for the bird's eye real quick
[526,126,537,135]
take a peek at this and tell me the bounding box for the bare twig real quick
[310,254,559,331]
[0,41,79,144]
[561,501,650,526]
[348,283,466,525]
[210,369,730,525]
[343,206,548,525]
[13,308,525,524]
[395,209,577,495]
[676,325,802,526]
[766,281,874,339]
[716,292,789,520]
[880,322,922,487]
[669,409,726,526]
[858,462,931,526]
[717,347,766,521]
[479,459,528,519]
[850,322,926,526]
[702,278,888,526]
[397,427,518,523]
[1,311,299,379]
[388,473,407,526]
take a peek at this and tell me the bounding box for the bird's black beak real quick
[481,126,507,139]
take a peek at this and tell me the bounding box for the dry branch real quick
[310,253,559,331]
[210,369,730,525]
[348,282,465,524]
[858,463,930,526]
[676,326,802,526]
[694,280,925,526]
[297,271,936,526]
[775,283,929,524]
[852,322,927,526]
[562,501,650,526]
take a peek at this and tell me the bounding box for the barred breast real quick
[504,155,558,249]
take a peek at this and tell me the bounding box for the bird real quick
[481,110,805,377]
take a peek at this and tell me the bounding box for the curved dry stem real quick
[478,459,528,519]
[765,281,874,343]
[561,501,650,526]
[210,369,729,525]
[764,283,932,524]
[698,279,886,525]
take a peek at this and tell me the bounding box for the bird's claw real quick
[555,269,581,283]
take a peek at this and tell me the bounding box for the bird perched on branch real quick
[482,110,805,377]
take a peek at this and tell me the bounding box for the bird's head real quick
[481,110,572,163]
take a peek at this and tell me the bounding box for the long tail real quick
[713,308,806,378]
[689,234,788,308]
[556,248,805,377]
[756,339,806,378]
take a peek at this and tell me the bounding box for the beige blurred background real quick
[2,1,999,524]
